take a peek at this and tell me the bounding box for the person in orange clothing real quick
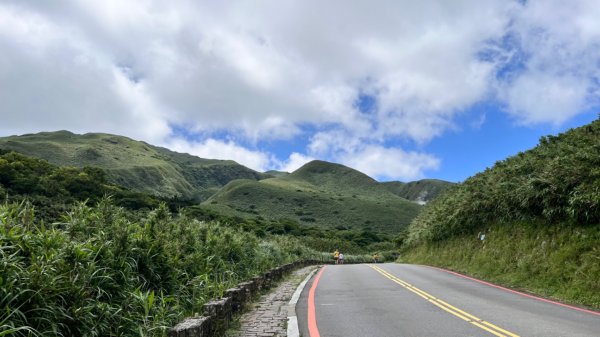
[333,249,340,264]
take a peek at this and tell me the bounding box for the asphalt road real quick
[296,264,600,337]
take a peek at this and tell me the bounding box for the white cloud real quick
[340,146,440,182]
[0,0,516,141]
[0,4,171,143]
[503,73,589,125]
[494,0,600,125]
[470,113,487,130]
[166,138,272,172]
[305,129,439,181]
[1,0,599,180]
[277,153,315,173]
[308,130,363,157]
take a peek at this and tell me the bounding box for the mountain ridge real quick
[0,130,453,233]
[0,131,266,200]
[202,160,423,233]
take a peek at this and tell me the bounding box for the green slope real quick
[289,160,387,198]
[264,170,290,178]
[402,117,600,308]
[0,131,265,200]
[406,118,600,244]
[202,160,422,233]
[381,179,455,204]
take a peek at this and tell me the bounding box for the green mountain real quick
[0,132,443,234]
[382,179,455,205]
[0,131,266,200]
[402,117,600,308]
[203,160,422,233]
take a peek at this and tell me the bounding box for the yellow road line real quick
[369,265,520,337]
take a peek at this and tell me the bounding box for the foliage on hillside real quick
[0,150,399,255]
[381,179,455,204]
[186,205,397,255]
[0,200,321,336]
[0,150,189,220]
[0,131,265,200]
[406,118,600,244]
[0,149,106,200]
[202,161,422,234]
[263,170,290,178]
[401,118,600,309]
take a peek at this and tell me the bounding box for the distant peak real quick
[293,159,347,172]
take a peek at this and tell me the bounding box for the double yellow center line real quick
[370,265,520,337]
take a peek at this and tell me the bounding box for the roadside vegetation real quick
[0,199,322,336]
[0,150,386,336]
[401,118,600,308]
[186,204,398,255]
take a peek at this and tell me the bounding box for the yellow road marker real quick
[370,265,520,337]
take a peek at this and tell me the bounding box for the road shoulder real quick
[226,265,318,337]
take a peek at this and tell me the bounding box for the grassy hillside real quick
[289,160,386,197]
[264,170,290,178]
[202,160,422,233]
[0,131,429,236]
[0,131,265,200]
[0,149,186,219]
[402,117,600,308]
[0,149,395,254]
[382,179,455,204]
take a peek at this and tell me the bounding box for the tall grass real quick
[0,199,315,336]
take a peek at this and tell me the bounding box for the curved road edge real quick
[426,265,600,317]
[287,266,319,337]
[294,263,600,337]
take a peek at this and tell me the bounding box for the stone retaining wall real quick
[168,260,322,337]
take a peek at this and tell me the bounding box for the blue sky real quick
[423,107,598,182]
[1,1,599,183]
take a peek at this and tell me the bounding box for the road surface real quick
[296,264,600,337]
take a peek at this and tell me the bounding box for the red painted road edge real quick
[427,265,600,317]
[308,266,327,337]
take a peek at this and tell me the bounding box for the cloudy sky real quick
[1,0,599,182]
